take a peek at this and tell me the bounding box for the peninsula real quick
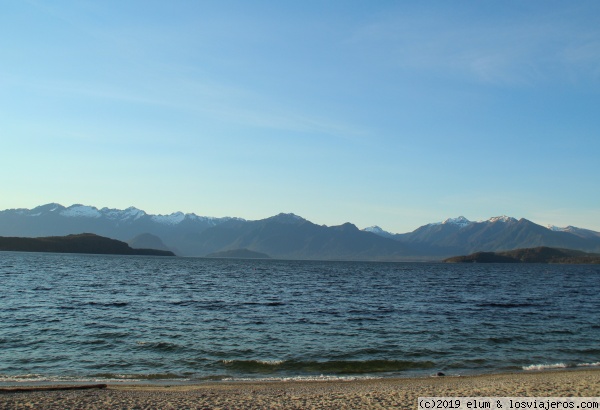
[0,233,175,256]
[444,246,600,264]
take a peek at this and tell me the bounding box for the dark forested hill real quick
[444,247,600,264]
[0,233,174,256]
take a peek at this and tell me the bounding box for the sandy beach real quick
[1,369,599,409]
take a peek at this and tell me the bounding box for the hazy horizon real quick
[2,1,599,232]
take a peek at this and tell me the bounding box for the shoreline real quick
[2,368,599,409]
[1,365,597,387]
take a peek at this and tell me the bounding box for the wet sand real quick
[1,369,599,409]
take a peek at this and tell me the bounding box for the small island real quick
[0,233,175,256]
[205,248,271,259]
[444,246,600,264]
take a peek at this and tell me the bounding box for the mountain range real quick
[1,203,599,261]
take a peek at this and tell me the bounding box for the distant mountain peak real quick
[546,224,600,239]
[18,203,64,215]
[60,204,102,218]
[548,224,563,231]
[442,216,471,228]
[363,226,395,238]
[364,225,385,233]
[268,213,306,224]
[124,206,145,214]
[332,222,360,232]
[548,224,575,232]
[35,203,64,212]
[431,215,519,228]
[151,212,186,225]
[487,215,517,223]
[120,206,146,220]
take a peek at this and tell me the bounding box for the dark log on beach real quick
[0,384,107,393]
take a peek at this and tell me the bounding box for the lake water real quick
[1,252,599,384]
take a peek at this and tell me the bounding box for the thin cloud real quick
[352,6,600,86]
[22,71,369,141]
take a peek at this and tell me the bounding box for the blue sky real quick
[1,1,599,233]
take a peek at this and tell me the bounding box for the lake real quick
[1,252,599,384]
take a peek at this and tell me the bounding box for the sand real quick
[1,369,599,409]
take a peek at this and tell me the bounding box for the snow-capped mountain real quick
[370,215,600,256]
[30,203,228,226]
[424,215,517,230]
[487,215,517,224]
[362,226,395,239]
[547,225,600,240]
[0,203,242,256]
[441,216,472,228]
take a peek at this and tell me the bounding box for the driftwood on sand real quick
[0,384,108,393]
